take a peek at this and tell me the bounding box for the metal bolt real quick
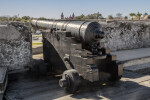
[59,79,67,88]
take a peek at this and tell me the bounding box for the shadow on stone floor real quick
[3,69,150,100]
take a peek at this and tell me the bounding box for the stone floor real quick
[4,70,150,100]
[111,48,150,61]
[4,48,150,100]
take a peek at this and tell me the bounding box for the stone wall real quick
[100,21,150,51]
[0,22,32,71]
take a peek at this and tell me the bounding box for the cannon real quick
[31,19,123,93]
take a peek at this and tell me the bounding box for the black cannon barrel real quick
[31,19,104,43]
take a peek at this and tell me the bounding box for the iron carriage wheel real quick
[59,69,81,93]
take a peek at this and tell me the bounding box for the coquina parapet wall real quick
[100,21,150,51]
[0,22,32,71]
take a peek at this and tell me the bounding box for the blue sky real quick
[0,0,150,19]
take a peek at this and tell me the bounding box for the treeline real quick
[0,12,148,22]
[129,12,143,20]
[0,16,31,22]
[0,16,51,22]
[75,12,146,20]
[74,12,103,20]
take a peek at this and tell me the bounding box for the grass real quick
[32,43,43,46]
[32,35,42,37]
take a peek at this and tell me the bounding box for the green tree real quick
[85,12,103,19]
[116,13,122,19]
[124,16,128,20]
[95,12,103,19]
[74,14,85,20]
[16,18,21,21]
[22,16,30,20]
[74,12,103,20]
[38,17,47,20]
[129,13,136,20]
[136,12,142,20]
[85,14,95,19]
[108,15,113,19]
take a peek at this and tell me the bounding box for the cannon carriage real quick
[31,19,123,93]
